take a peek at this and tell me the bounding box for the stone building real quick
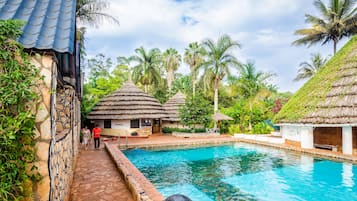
[276,36,357,155]
[0,0,81,200]
[87,81,167,137]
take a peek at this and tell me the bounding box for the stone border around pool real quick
[236,138,357,164]
[106,137,357,201]
[105,143,164,201]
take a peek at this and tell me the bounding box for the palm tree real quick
[76,0,119,27]
[293,0,357,54]
[235,61,275,130]
[131,47,162,93]
[294,53,328,81]
[162,48,182,92]
[201,34,241,117]
[184,42,206,96]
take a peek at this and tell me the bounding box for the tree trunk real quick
[248,101,252,131]
[213,80,219,129]
[192,79,196,96]
[167,69,174,92]
[333,39,337,55]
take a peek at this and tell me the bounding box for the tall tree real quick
[131,47,162,93]
[293,0,357,54]
[184,42,206,96]
[201,34,241,116]
[162,48,182,92]
[76,0,119,57]
[232,61,275,130]
[76,0,119,27]
[294,53,328,81]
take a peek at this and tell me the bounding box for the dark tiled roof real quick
[0,0,76,53]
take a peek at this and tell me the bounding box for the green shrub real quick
[162,127,206,133]
[228,124,241,135]
[252,122,274,134]
[0,20,41,200]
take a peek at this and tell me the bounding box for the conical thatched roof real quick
[162,92,185,121]
[212,112,233,121]
[276,36,357,125]
[87,82,167,120]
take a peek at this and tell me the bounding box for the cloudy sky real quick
[84,0,348,93]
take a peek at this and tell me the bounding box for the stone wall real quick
[30,54,80,201]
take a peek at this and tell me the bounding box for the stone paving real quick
[69,145,134,201]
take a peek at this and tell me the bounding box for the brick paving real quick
[70,145,134,201]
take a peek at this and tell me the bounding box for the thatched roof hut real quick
[276,36,357,125]
[162,92,185,122]
[87,82,167,120]
[212,112,233,121]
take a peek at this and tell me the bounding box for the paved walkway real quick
[70,146,134,201]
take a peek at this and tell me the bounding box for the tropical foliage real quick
[293,0,357,54]
[131,47,162,93]
[200,34,241,113]
[76,0,119,27]
[0,20,41,201]
[81,54,129,122]
[294,53,328,81]
[184,42,206,96]
[81,34,290,134]
[162,48,182,92]
[179,94,212,128]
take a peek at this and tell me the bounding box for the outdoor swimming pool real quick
[124,143,357,201]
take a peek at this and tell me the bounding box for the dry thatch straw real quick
[87,82,167,120]
[276,36,357,124]
[212,112,233,121]
[162,92,185,122]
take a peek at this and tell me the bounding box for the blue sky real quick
[84,0,349,93]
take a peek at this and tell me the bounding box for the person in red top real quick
[92,124,101,149]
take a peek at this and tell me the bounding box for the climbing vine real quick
[0,20,41,200]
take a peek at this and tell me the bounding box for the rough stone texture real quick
[56,87,74,132]
[29,54,81,201]
[40,117,51,140]
[35,103,49,123]
[36,176,50,201]
[36,142,50,161]
[40,68,52,88]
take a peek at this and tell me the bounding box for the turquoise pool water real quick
[123,143,357,201]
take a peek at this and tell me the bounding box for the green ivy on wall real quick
[0,20,41,201]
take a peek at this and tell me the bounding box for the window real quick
[141,119,151,127]
[104,120,111,128]
[130,119,140,128]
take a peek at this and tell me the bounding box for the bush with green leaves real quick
[179,94,212,128]
[228,124,242,135]
[0,20,41,200]
[252,122,274,134]
[162,127,206,133]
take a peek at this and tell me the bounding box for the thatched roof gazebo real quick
[87,82,167,136]
[162,92,186,122]
[212,112,233,121]
[275,36,357,155]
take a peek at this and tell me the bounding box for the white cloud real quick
[84,0,345,92]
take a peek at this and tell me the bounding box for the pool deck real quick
[70,133,357,201]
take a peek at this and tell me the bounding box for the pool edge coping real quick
[105,142,164,201]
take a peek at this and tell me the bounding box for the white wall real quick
[112,119,130,129]
[281,125,301,142]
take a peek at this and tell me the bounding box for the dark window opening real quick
[104,120,111,128]
[130,119,140,128]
